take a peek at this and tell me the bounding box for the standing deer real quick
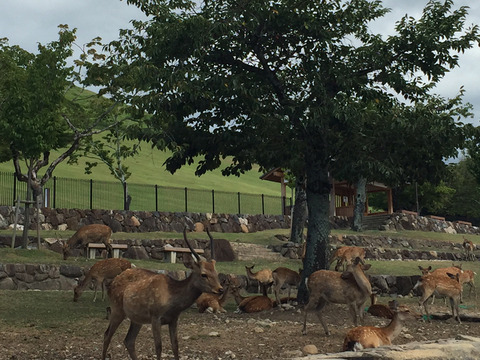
[73,258,132,302]
[328,246,365,271]
[245,264,274,296]
[343,303,419,351]
[302,257,372,336]
[101,228,223,360]
[272,267,301,305]
[62,224,113,260]
[413,271,462,323]
[463,237,476,261]
[229,274,275,313]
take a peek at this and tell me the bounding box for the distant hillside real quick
[0,145,281,196]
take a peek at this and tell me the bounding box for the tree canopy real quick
[92,0,480,300]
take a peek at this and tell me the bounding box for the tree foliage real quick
[94,0,479,300]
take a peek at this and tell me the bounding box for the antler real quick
[206,227,215,260]
[183,227,201,262]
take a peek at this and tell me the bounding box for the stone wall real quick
[0,206,290,233]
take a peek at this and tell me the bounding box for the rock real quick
[208,331,220,337]
[302,344,318,355]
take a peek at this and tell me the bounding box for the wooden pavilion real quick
[260,168,393,217]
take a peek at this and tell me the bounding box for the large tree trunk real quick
[297,162,331,304]
[289,175,307,244]
[352,177,367,232]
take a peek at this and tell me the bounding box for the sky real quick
[1,0,479,124]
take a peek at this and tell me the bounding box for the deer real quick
[418,265,475,304]
[272,267,302,305]
[302,257,372,336]
[343,302,420,351]
[413,271,462,323]
[366,293,395,319]
[328,246,366,271]
[73,258,132,302]
[62,224,113,260]
[463,237,476,261]
[101,228,223,360]
[228,274,276,313]
[195,278,231,313]
[245,264,274,296]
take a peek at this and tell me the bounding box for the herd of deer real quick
[64,223,477,359]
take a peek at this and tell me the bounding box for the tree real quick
[0,27,121,247]
[96,0,479,301]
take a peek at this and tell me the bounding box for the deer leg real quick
[124,321,142,360]
[168,317,180,360]
[314,298,330,335]
[101,280,106,301]
[102,313,125,360]
[151,318,164,360]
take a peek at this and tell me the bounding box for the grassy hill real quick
[0,143,281,197]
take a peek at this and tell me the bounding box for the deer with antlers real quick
[463,237,476,261]
[414,270,462,323]
[328,246,366,271]
[245,264,274,296]
[73,258,132,302]
[101,228,223,360]
[302,257,372,336]
[343,302,420,351]
[62,224,113,260]
[272,267,301,305]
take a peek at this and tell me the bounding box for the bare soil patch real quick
[1,299,479,360]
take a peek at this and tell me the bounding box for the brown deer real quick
[101,228,223,360]
[418,265,475,304]
[195,278,231,313]
[73,258,132,302]
[272,267,301,305]
[413,271,462,323]
[366,293,395,319]
[229,274,276,313]
[245,264,273,296]
[62,224,113,260]
[328,246,366,271]
[343,303,419,351]
[302,257,372,336]
[463,237,476,261]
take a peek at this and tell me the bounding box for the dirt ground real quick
[1,297,479,360]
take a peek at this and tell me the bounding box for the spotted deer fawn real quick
[463,237,476,261]
[343,302,419,351]
[245,264,274,296]
[328,246,366,271]
[74,258,132,302]
[62,224,113,260]
[272,267,301,305]
[302,257,372,335]
[101,228,223,360]
[414,271,462,323]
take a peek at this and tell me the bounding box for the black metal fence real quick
[0,171,291,215]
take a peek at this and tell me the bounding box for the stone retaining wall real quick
[0,206,290,233]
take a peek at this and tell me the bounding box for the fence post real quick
[53,176,56,208]
[155,185,158,212]
[212,189,215,213]
[184,187,188,212]
[12,173,16,206]
[90,179,93,210]
[237,192,241,214]
[282,196,286,216]
[261,194,265,215]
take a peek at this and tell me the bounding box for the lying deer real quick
[229,274,275,313]
[302,257,372,336]
[73,258,132,302]
[272,267,301,305]
[463,237,476,261]
[414,271,462,323]
[195,277,231,313]
[245,264,273,296]
[366,293,395,319]
[343,302,419,351]
[62,224,113,260]
[328,246,365,271]
[101,228,223,360]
